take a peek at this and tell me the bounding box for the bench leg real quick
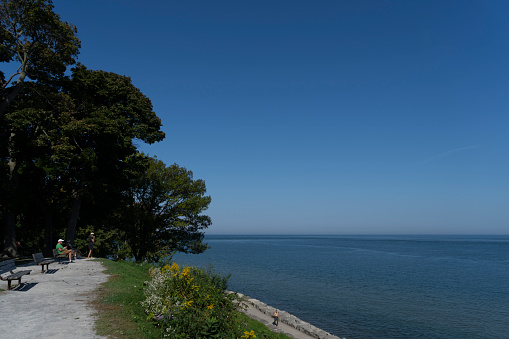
[41,265,45,273]
[7,280,11,290]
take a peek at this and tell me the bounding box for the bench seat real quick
[32,252,54,273]
[0,259,31,290]
[52,248,68,264]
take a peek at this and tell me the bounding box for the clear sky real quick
[52,0,508,235]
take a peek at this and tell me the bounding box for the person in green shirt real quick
[56,239,73,263]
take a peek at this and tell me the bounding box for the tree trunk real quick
[65,192,82,244]
[42,204,54,257]
[1,68,27,257]
[3,138,19,257]
[3,211,17,257]
[0,71,26,117]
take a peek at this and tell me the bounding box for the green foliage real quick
[0,0,80,90]
[61,225,118,258]
[238,313,292,339]
[0,0,208,271]
[1,0,80,256]
[94,259,291,339]
[114,238,134,261]
[142,263,244,338]
[117,154,211,262]
[200,317,221,338]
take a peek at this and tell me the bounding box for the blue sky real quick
[53,0,508,235]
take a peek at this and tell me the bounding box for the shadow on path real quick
[13,282,38,292]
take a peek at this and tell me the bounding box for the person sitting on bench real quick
[56,239,74,263]
[66,240,77,259]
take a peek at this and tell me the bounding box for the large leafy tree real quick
[118,154,212,262]
[44,65,165,245]
[1,63,165,255]
[1,0,80,256]
[0,0,211,260]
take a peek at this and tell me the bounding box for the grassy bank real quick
[94,259,291,338]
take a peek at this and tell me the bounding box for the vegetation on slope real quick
[94,259,291,338]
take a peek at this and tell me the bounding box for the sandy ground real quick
[0,257,318,339]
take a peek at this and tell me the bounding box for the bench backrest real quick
[32,252,45,264]
[0,259,16,275]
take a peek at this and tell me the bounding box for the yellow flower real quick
[170,262,179,273]
[161,264,171,273]
[207,304,213,309]
[183,300,194,308]
[241,330,256,338]
[192,284,200,289]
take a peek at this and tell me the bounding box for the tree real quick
[0,0,80,115]
[1,0,80,256]
[43,65,165,244]
[1,63,165,256]
[118,154,212,262]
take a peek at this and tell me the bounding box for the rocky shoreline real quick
[231,291,343,339]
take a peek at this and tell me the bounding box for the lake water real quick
[172,235,509,338]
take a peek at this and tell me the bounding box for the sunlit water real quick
[172,235,509,338]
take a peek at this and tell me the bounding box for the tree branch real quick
[2,71,21,90]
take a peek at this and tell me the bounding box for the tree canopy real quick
[0,0,212,261]
[117,155,212,262]
[1,0,80,115]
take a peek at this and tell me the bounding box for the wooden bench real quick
[52,248,68,264]
[32,252,54,273]
[0,259,31,290]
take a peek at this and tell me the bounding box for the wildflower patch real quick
[142,263,246,338]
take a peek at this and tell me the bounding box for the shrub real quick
[142,262,245,338]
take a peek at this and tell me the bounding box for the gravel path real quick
[0,258,108,339]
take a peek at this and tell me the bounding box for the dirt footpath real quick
[0,258,108,339]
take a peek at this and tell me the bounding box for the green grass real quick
[14,258,34,266]
[238,313,293,339]
[94,259,165,338]
[94,259,292,338]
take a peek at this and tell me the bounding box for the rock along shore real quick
[229,291,343,339]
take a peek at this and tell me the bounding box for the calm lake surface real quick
[172,235,509,338]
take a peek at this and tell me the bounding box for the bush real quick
[142,262,245,338]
